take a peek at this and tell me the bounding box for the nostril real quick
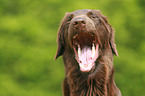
[73,21,78,25]
[81,20,86,24]
[73,18,86,26]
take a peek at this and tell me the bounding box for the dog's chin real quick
[72,32,99,72]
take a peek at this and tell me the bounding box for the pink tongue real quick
[79,47,92,64]
[77,46,97,72]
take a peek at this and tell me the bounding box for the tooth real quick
[92,43,95,58]
[78,45,81,58]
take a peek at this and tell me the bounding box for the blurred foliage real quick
[0,0,145,96]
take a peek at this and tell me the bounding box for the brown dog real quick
[55,9,121,96]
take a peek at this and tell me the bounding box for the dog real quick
[55,9,121,96]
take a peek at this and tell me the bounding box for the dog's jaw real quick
[72,32,99,72]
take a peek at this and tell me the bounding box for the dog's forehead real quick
[71,9,92,16]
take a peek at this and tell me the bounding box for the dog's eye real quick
[91,15,99,19]
[68,14,74,21]
[90,14,99,19]
[66,14,74,24]
[87,12,99,19]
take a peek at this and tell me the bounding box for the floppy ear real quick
[109,27,118,56]
[95,10,118,56]
[102,16,118,56]
[54,13,70,60]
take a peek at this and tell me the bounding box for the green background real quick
[0,0,145,96]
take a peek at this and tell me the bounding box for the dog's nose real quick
[73,18,86,27]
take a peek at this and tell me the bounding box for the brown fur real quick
[55,9,121,96]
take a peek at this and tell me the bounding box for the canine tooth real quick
[92,43,95,57]
[78,45,81,58]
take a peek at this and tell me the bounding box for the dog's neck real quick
[67,62,108,96]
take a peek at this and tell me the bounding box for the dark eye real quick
[87,11,99,19]
[68,14,74,21]
[91,15,98,19]
[90,14,99,19]
[66,14,74,24]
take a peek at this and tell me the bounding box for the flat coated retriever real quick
[55,9,121,96]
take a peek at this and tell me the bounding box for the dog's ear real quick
[101,14,118,56]
[54,13,70,60]
[94,10,118,56]
[109,27,118,56]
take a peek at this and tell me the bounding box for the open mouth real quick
[72,32,99,72]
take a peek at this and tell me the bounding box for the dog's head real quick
[55,9,118,72]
